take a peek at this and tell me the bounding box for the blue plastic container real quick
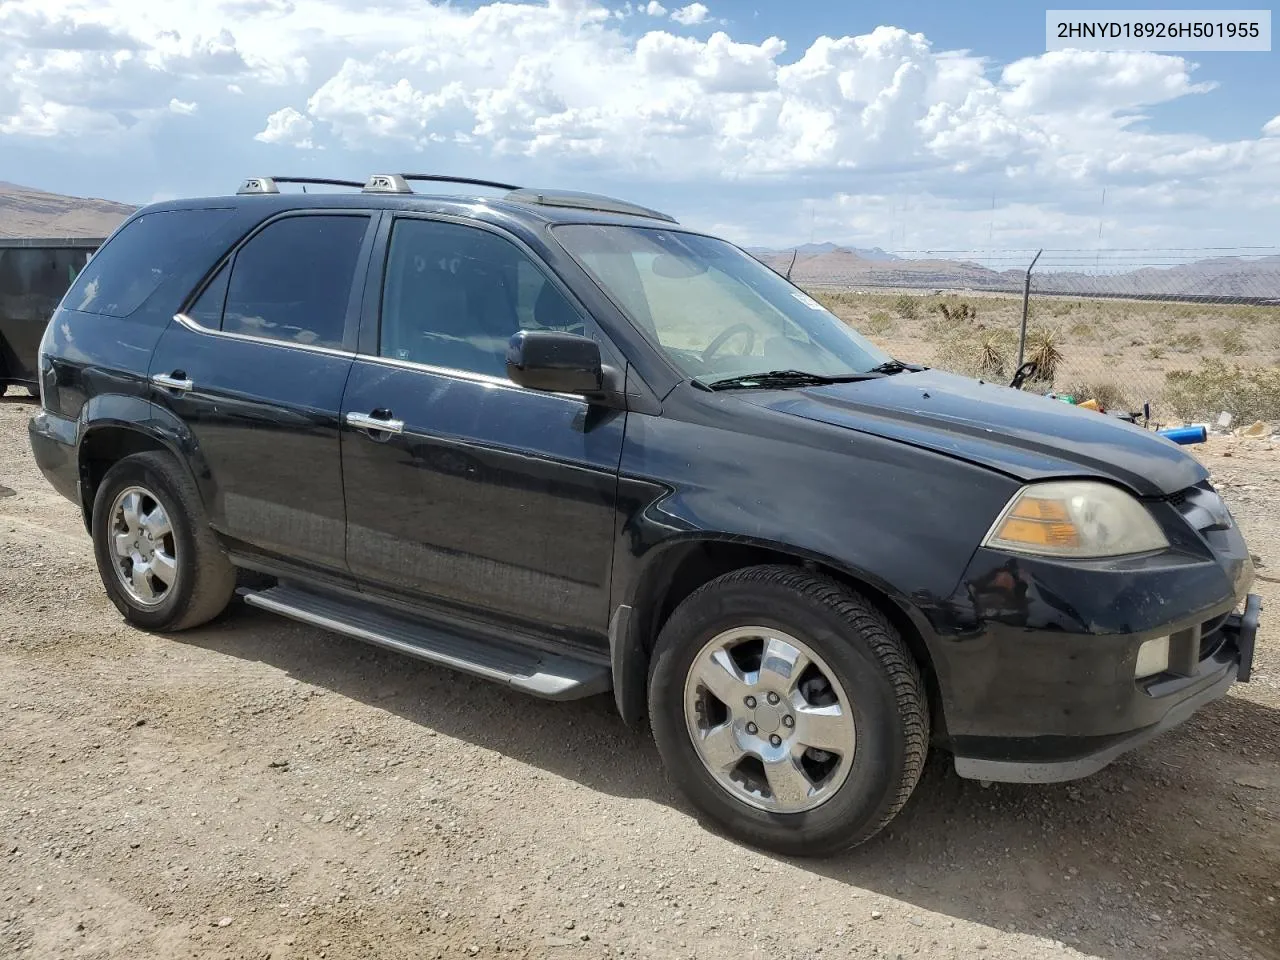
[1158,425,1207,445]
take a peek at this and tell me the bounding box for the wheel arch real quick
[76,398,212,532]
[611,535,946,737]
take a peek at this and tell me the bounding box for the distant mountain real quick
[0,182,134,240]
[752,244,1280,301]
[750,242,900,262]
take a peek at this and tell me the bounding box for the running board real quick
[240,584,611,701]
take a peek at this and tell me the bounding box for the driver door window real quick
[379,219,584,377]
[578,247,814,374]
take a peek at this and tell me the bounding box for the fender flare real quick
[75,395,216,526]
[608,532,938,729]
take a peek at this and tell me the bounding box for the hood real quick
[738,368,1206,497]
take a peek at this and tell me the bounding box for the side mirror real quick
[506,330,604,395]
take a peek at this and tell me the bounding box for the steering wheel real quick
[701,323,757,363]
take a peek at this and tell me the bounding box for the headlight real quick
[983,481,1169,558]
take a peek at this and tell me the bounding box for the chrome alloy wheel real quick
[108,485,177,606]
[683,626,856,814]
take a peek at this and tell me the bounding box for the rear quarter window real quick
[65,208,234,318]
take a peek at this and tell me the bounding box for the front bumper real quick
[952,593,1260,783]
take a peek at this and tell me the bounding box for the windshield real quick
[553,225,890,382]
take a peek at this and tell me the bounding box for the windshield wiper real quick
[703,369,885,391]
[867,359,921,375]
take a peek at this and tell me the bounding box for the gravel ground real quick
[1,387,1277,960]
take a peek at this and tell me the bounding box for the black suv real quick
[29,174,1261,855]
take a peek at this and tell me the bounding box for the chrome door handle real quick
[346,411,404,435]
[152,372,194,392]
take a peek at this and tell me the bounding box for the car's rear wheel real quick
[648,565,928,856]
[91,452,235,631]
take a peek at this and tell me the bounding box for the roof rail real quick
[399,173,521,191]
[504,188,677,224]
[237,176,365,195]
[233,174,678,223]
[360,173,522,195]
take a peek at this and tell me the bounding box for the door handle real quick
[346,410,404,435]
[152,372,194,392]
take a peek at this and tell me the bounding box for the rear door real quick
[339,215,625,646]
[148,211,377,579]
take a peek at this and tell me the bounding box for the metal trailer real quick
[0,237,102,393]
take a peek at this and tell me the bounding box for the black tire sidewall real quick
[91,456,200,630]
[649,576,912,855]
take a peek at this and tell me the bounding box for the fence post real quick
[1017,249,1043,370]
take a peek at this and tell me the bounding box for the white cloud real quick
[168,97,198,115]
[670,2,709,25]
[0,0,306,139]
[1,0,1277,247]
[254,105,314,148]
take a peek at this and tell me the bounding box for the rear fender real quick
[76,395,214,527]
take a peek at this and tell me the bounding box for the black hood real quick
[739,368,1206,497]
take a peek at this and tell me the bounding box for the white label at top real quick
[1046,10,1271,50]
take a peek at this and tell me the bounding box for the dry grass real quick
[1165,361,1280,422]
[809,287,1280,419]
[1061,380,1131,410]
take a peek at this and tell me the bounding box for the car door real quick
[340,215,625,647]
[149,211,377,579]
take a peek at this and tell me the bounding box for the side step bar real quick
[241,584,611,701]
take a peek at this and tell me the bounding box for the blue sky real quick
[2,0,1277,250]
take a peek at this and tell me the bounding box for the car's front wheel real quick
[91,451,235,631]
[648,565,928,856]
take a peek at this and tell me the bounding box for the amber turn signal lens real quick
[992,495,1081,549]
[982,481,1169,558]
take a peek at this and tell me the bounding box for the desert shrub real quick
[1026,327,1064,382]
[977,333,1008,378]
[936,300,977,324]
[930,328,1016,381]
[1061,381,1130,410]
[810,291,849,313]
[862,310,895,336]
[1069,321,1094,339]
[1171,331,1203,352]
[1165,360,1280,421]
[893,293,921,321]
[1218,325,1246,355]
[1147,345,1166,360]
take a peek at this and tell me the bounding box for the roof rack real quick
[400,173,521,191]
[360,173,521,194]
[237,176,365,194]
[235,174,678,223]
[504,188,677,224]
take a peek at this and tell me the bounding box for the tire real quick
[648,565,928,856]
[91,451,236,631]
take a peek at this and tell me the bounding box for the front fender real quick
[605,407,1020,726]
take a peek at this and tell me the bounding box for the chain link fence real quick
[761,247,1280,425]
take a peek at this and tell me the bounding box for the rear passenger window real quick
[66,209,234,318]
[221,215,368,349]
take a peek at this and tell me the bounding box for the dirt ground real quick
[1,387,1278,960]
